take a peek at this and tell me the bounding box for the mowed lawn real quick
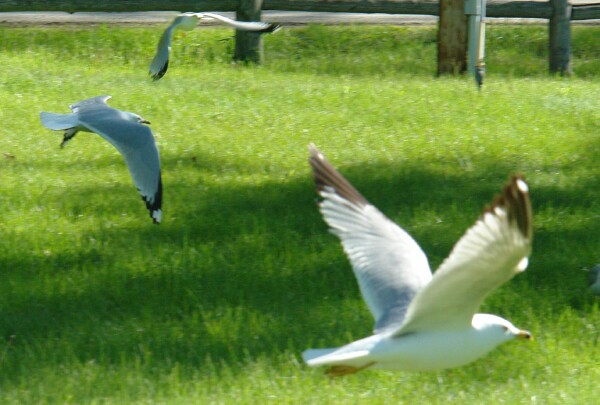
[0,23,598,404]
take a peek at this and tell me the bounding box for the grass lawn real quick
[0,23,599,403]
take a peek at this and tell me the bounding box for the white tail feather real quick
[40,112,78,131]
[303,348,370,367]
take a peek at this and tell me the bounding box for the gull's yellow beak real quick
[517,330,533,340]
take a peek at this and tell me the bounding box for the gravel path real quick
[0,11,437,26]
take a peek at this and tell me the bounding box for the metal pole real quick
[475,0,486,87]
[465,0,486,87]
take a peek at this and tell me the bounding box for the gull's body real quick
[149,12,281,80]
[303,144,533,376]
[40,96,162,224]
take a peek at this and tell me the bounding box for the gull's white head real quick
[174,13,200,31]
[473,314,532,346]
[121,111,150,125]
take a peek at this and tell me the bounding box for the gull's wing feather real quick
[201,12,281,32]
[70,95,111,113]
[149,15,198,81]
[78,109,162,223]
[149,23,176,80]
[121,137,163,224]
[40,112,79,130]
[394,175,532,335]
[309,144,432,334]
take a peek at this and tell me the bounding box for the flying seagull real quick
[303,144,533,376]
[40,96,162,224]
[149,12,281,80]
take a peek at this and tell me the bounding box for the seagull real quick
[149,12,281,80]
[589,264,600,295]
[303,144,533,377]
[40,96,162,224]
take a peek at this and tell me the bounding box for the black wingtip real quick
[308,143,369,206]
[262,23,282,34]
[485,174,532,240]
[141,176,163,224]
[151,61,169,81]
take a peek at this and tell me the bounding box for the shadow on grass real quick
[0,152,598,382]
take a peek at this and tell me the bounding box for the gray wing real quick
[78,108,162,223]
[149,23,176,80]
[201,12,281,32]
[308,144,432,334]
[149,14,198,80]
[394,175,532,335]
[70,95,111,113]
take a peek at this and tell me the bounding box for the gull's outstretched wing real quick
[394,175,532,335]
[309,144,432,334]
[201,12,281,32]
[78,108,162,223]
[149,14,198,81]
[121,133,163,224]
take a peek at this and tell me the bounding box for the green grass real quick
[0,24,599,403]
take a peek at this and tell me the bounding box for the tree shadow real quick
[1,151,598,382]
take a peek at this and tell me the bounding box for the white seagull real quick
[149,12,281,80]
[303,144,533,376]
[40,96,162,224]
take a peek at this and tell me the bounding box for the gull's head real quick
[175,13,200,31]
[473,314,532,345]
[123,111,150,125]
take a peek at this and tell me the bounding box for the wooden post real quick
[549,0,572,75]
[438,0,468,75]
[234,0,264,64]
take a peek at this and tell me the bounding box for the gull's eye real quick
[502,326,509,332]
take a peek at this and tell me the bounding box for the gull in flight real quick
[149,12,281,80]
[303,144,533,376]
[40,96,162,224]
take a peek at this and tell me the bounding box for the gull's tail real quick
[40,112,78,131]
[303,348,374,376]
[302,348,338,364]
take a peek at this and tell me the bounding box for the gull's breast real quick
[370,329,494,371]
